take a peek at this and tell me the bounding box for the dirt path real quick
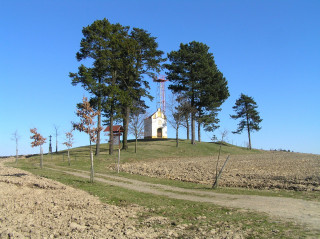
[48,165,320,231]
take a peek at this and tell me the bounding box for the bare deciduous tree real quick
[212,129,230,189]
[63,131,74,166]
[220,129,229,144]
[167,94,185,147]
[129,110,146,153]
[177,97,193,142]
[54,125,59,153]
[72,97,102,183]
[11,130,20,164]
[184,114,190,140]
[30,128,46,169]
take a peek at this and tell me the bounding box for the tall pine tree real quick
[71,19,165,153]
[230,93,262,150]
[70,19,128,155]
[119,27,165,150]
[165,41,229,144]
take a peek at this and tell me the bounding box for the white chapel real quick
[144,108,167,139]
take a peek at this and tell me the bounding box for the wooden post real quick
[90,151,94,182]
[117,134,121,173]
[68,150,70,166]
[117,148,120,173]
[15,147,18,165]
[107,127,123,173]
[40,146,43,169]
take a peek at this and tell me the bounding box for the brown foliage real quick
[30,128,46,147]
[63,131,74,148]
[72,97,102,143]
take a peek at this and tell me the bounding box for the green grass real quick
[20,139,320,202]
[13,161,315,238]
[47,139,260,163]
[26,139,260,171]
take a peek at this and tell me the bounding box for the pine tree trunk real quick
[191,94,196,144]
[247,126,251,150]
[198,121,201,142]
[176,126,179,147]
[135,137,137,153]
[122,106,130,150]
[95,99,101,156]
[90,141,94,183]
[109,73,117,155]
[186,117,190,140]
[245,103,252,150]
[191,113,196,145]
[95,79,103,156]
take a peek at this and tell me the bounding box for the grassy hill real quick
[26,139,261,172]
[9,139,319,238]
[55,138,260,161]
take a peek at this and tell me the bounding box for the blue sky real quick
[1,0,319,156]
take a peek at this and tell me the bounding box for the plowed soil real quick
[120,152,320,191]
[0,159,162,239]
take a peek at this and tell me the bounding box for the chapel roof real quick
[104,125,124,133]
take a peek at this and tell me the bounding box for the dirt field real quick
[0,159,162,238]
[120,152,320,191]
[0,158,248,239]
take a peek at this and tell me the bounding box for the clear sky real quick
[1,0,319,156]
